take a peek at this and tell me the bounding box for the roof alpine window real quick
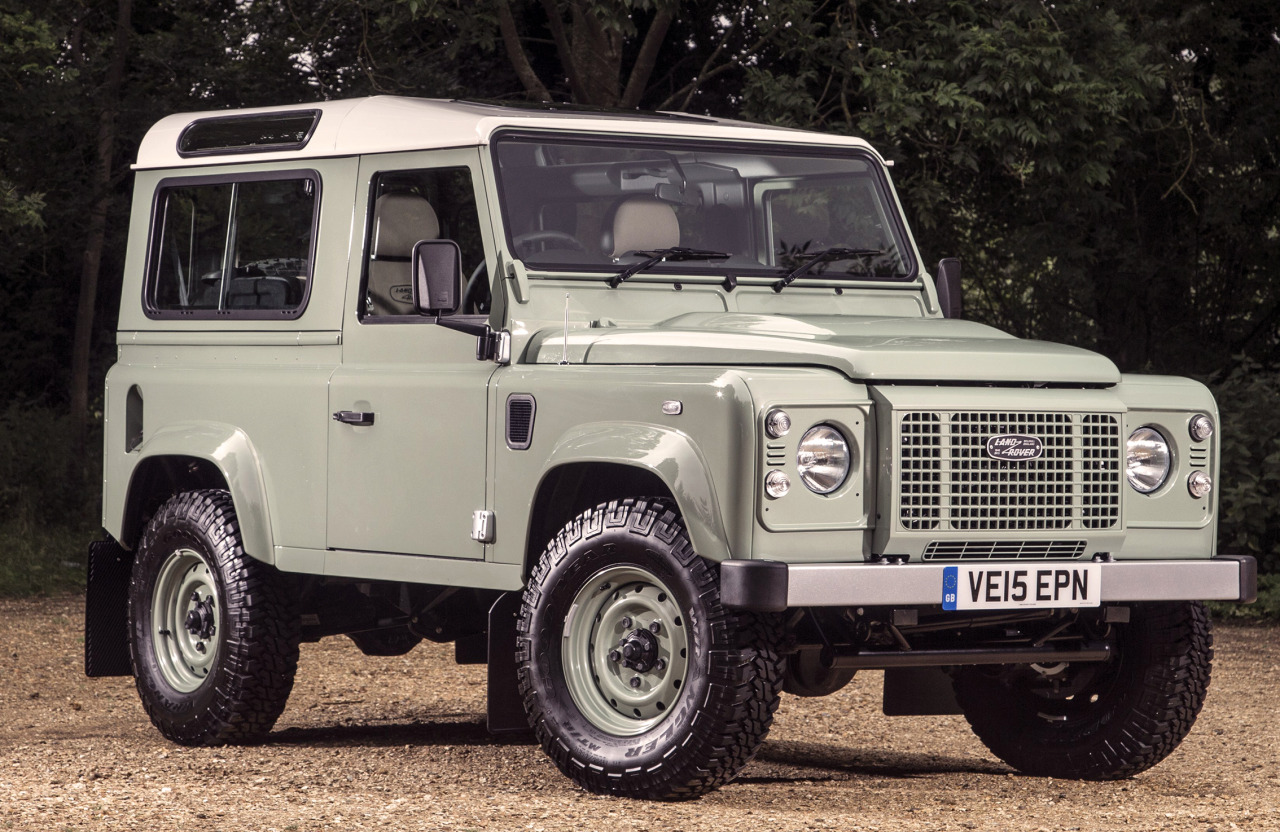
[178,111,320,157]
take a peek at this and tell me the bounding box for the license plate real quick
[942,564,1101,611]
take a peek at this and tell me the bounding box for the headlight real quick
[1126,427,1171,493]
[796,425,850,494]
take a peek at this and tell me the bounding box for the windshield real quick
[492,135,914,281]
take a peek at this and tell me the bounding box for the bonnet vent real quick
[506,394,536,450]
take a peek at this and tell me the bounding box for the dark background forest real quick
[1,0,1277,605]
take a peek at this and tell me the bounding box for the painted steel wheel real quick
[517,498,784,799]
[560,564,691,736]
[128,489,300,746]
[150,546,221,692]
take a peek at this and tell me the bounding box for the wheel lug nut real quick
[655,658,666,671]
[608,650,621,663]
[649,621,661,634]
[195,642,206,653]
[630,676,641,688]
[620,617,632,629]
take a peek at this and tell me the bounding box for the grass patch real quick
[0,517,96,597]
[0,402,100,597]
[1208,573,1280,623]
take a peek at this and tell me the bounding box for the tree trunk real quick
[70,0,133,471]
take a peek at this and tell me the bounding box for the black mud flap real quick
[882,666,963,716]
[85,537,134,677]
[486,591,532,734]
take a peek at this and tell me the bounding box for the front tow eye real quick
[618,628,660,673]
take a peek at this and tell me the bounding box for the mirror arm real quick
[435,315,508,363]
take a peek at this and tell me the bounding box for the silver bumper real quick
[720,555,1257,611]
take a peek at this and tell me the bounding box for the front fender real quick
[541,422,730,561]
[125,422,274,563]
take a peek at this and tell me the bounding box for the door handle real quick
[333,411,375,427]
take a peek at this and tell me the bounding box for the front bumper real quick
[720,554,1257,612]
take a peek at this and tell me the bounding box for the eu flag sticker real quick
[942,566,958,611]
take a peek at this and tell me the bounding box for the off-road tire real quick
[953,601,1213,780]
[517,498,784,800]
[128,489,300,746]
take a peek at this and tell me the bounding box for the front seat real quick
[367,193,440,316]
[600,196,680,259]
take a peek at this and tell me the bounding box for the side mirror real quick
[936,257,962,319]
[412,239,462,315]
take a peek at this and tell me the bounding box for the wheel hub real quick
[618,628,659,672]
[184,594,217,640]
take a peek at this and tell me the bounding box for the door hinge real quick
[471,510,495,543]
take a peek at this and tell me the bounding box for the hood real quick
[524,312,1120,385]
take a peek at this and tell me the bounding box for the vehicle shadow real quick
[738,739,1007,783]
[268,717,537,749]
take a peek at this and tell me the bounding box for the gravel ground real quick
[1,595,1277,832]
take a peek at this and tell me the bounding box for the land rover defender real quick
[84,97,1257,799]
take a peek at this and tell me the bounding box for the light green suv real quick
[84,97,1256,799]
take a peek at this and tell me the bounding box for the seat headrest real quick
[603,197,680,258]
[373,193,440,258]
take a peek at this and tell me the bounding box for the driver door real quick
[326,148,498,558]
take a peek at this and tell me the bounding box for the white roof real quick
[134,96,878,170]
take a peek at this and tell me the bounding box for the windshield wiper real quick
[772,247,885,293]
[608,247,730,288]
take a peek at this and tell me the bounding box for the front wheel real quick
[128,490,300,746]
[953,602,1213,780]
[517,498,783,799]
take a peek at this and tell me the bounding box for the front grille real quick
[900,411,1121,534]
[923,540,1087,560]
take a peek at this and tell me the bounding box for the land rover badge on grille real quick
[986,433,1044,461]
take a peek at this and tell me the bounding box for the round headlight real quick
[764,470,790,499]
[796,425,851,494]
[766,409,792,439]
[1188,471,1213,498]
[1126,427,1171,494]
[1189,414,1214,443]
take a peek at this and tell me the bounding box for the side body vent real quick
[506,394,536,450]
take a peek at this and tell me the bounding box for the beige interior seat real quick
[601,197,680,259]
[367,193,440,316]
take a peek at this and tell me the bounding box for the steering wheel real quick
[512,230,585,258]
[463,261,490,315]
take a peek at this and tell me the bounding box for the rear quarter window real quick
[144,171,320,319]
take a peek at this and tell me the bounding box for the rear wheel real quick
[953,602,1212,779]
[128,490,300,746]
[517,498,784,799]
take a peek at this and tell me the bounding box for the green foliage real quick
[0,0,1278,596]
[1207,574,1280,622]
[0,403,100,596]
[1211,359,1280,574]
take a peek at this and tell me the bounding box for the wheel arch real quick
[118,423,274,563]
[522,422,732,579]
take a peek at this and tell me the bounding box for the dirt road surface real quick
[1,596,1277,831]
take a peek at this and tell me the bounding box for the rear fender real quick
[122,423,274,563]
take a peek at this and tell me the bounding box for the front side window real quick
[361,167,486,318]
[492,135,914,282]
[146,173,317,318]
